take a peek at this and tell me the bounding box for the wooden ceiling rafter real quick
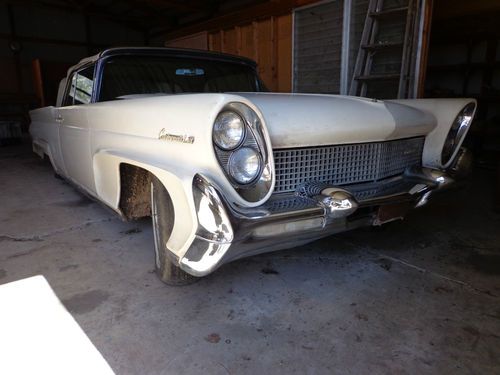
[4,0,149,31]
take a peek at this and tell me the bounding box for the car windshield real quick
[98,55,263,101]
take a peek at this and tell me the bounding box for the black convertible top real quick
[100,47,257,67]
[69,46,258,77]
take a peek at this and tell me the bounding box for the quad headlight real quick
[213,111,245,150]
[213,109,263,186]
[212,103,272,202]
[441,102,475,165]
[228,147,261,184]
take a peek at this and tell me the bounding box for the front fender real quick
[88,93,276,260]
[87,93,274,208]
[388,98,477,169]
[93,150,197,260]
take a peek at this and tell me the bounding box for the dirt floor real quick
[1,141,499,374]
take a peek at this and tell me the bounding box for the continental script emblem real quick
[158,128,195,144]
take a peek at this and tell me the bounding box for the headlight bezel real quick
[212,102,273,203]
[441,102,476,166]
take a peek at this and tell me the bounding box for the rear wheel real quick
[151,176,197,286]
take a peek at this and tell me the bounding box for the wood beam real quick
[141,0,212,13]
[417,0,433,98]
[0,32,108,48]
[32,59,45,107]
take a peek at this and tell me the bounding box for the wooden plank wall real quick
[165,32,208,50]
[168,14,293,93]
[161,1,329,93]
[208,15,292,92]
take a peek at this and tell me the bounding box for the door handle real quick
[55,114,63,123]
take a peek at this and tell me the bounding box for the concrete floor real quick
[1,141,500,375]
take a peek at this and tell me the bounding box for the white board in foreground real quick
[0,275,114,375]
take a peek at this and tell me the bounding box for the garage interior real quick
[1,0,499,373]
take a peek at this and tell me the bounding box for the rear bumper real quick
[179,149,471,276]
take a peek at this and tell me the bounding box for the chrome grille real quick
[273,137,425,193]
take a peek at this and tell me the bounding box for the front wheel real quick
[151,176,197,286]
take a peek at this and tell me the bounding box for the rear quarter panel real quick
[29,106,65,174]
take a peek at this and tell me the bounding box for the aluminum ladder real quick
[349,0,420,98]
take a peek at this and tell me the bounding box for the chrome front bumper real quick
[179,150,471,277]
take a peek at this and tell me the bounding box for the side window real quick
[63,73,77,106]
[74,66,95,105]
[62,65,95,106]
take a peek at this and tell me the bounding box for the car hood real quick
[235,93,436,149]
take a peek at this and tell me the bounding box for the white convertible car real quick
[30,47,475,284]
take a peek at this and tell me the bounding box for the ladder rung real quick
[369,6,408,18]
[361,42,403,51]
[355,73,400,81]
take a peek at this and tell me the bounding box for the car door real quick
[57,64,96,193]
